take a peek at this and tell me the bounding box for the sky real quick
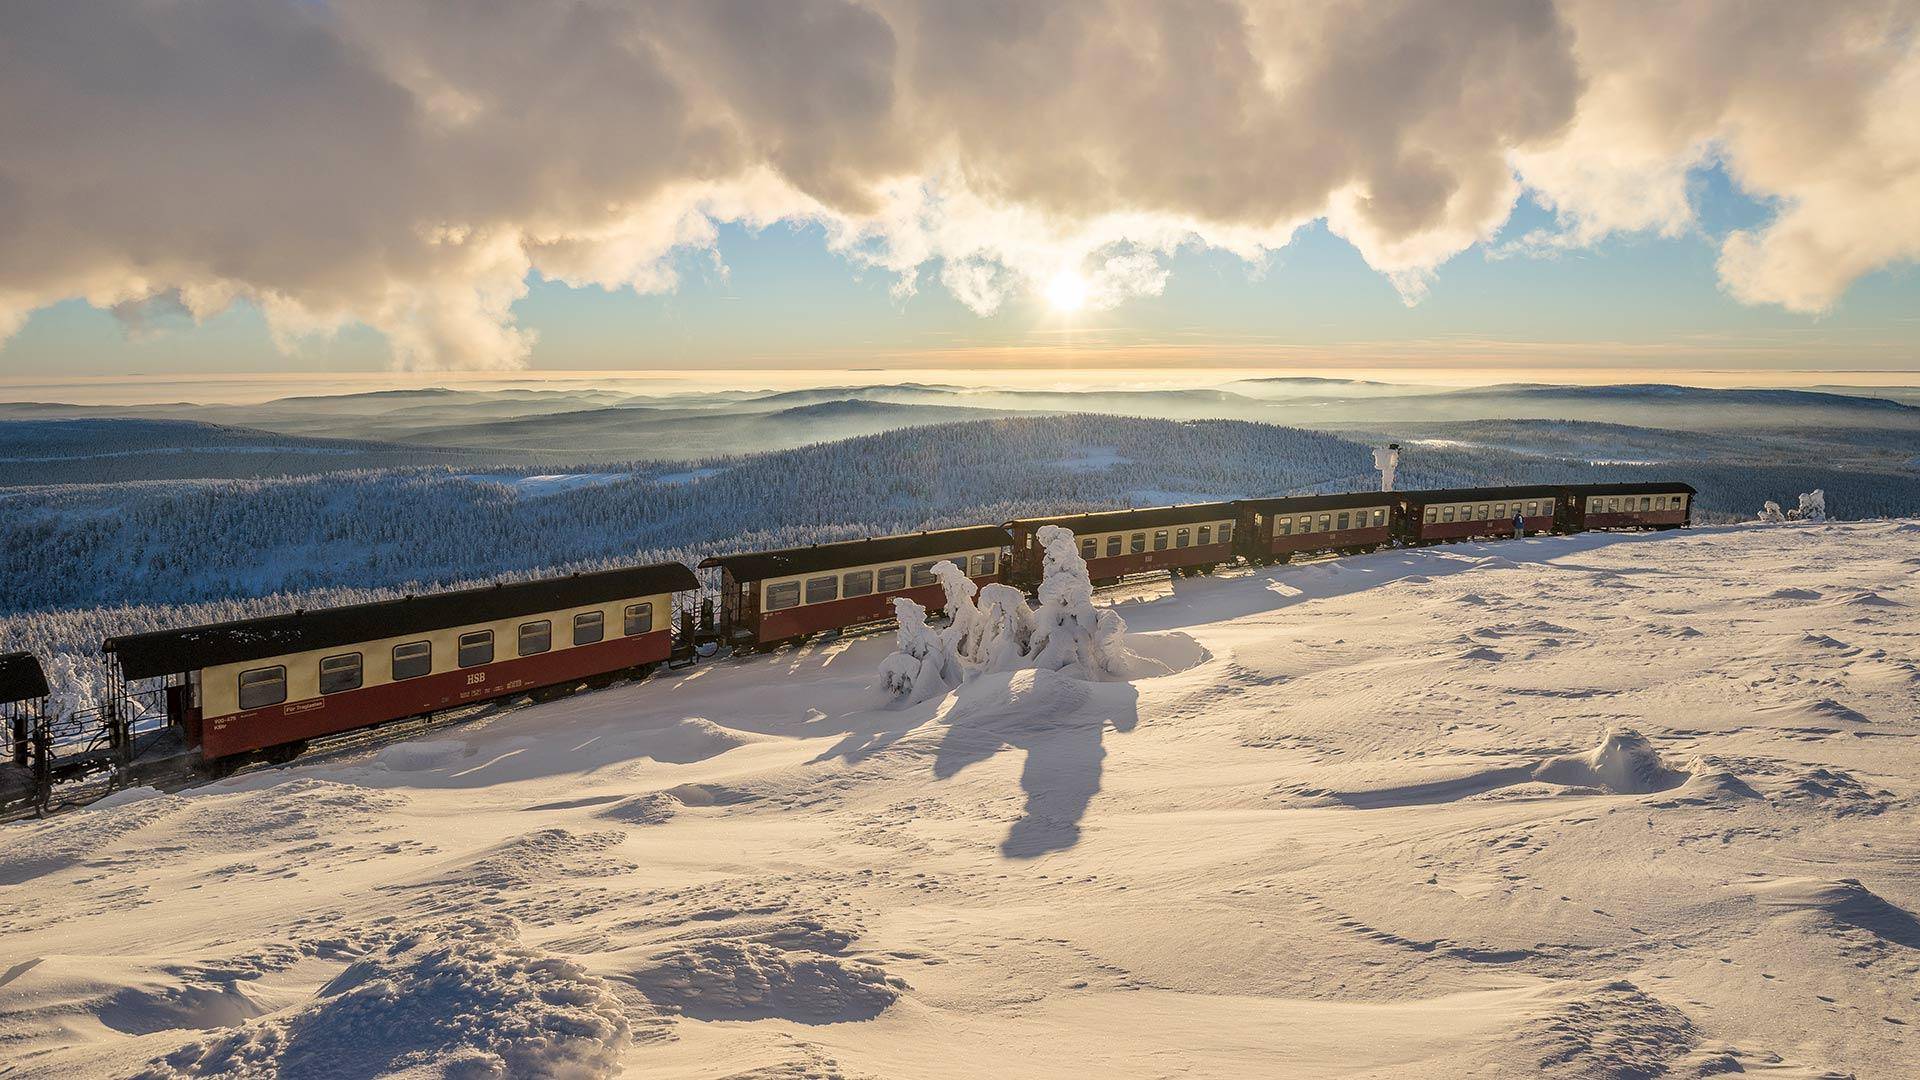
[1,1,1917,385]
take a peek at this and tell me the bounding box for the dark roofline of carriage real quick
[1235,491,1400,514]
[102,563,700,680]
[1004,501,1240,533]
[1558,481,1699,496]
[0,652,50,704]
[1393,485,1567,504]
[698,526,1013,582]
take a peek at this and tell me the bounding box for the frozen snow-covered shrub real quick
[879,528,1132,701]
[1759,490,1828,523]
[1790,489,1827,522]
[878,597,957,704]
[1025,525,1131,679]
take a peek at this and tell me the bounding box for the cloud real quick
[0,0,1913,368]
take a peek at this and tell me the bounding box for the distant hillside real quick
[0,418,492,485]
[5,412,1914,619]
[390,398,1030,457]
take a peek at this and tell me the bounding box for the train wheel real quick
[262,739,307,767]
[197,755,240,780]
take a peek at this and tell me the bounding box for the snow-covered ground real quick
[3,521,1917,1078]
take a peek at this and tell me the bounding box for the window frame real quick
[392,640,432,681]
[238,665,287,710]
[572,610,606,645]
[765,581,801,611]
[624,603,653,636]
[458,629,495,668]
[319,652,363,696]
[877,566,907,593]
[1106,535,1123,557]
[517,619,552,657]
[1198,525,1212,546]
[843,569,875,598]
[909,561,938,587]
[1154,529,1169,550]
[1175,528,1190,548]
[805,575,839,605]
[1130,532,1147,553]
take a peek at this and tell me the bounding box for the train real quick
[0,479,1693,811]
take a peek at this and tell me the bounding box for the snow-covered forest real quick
[3,414,1914,709]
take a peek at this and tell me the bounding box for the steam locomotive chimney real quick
[1373,443,1401,492]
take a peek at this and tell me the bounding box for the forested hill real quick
[5,413,1915,616]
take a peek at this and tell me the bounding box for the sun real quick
[1044,270,1090,313]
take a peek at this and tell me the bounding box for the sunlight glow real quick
[1044,270,1090,313]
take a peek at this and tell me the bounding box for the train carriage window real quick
[573,611,605,644]
[766,582,800,611]
[1442,507,1455,522]
[1176,528,1191,548]
[237,665,286,710]
[458,630,494,668]
[1609,497,1622,512]
[1219,521,1232,544]
[1081,537,1097,559]
[1641,497,1652,511]
[1278,516,1292,536]
[1335,512,1350,531]
[877,566,907,592]
[1153,529,1169,550]
[393,641,432,680]
[1296,516,1311,533]
[1131,532,1146,553]
[844,570,874,598]
[974,551,998,576]
[1318,514,1332,531]
[1478,504,1491,520]
[1106,535,1123,557]
[1198,525,1212,546]
[624,604,653,635]
[806,575,838,605]
[1493,503,1506,518]
[1424,507,1438,524]
[1373,509,1386,527]
[1525,501,1538,516]
[319,653,363,695]
[518,620,552,656]
[1590,498,1603,513]
[910,562,938,587]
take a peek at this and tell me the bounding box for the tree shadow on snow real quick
[928,675,1140,858]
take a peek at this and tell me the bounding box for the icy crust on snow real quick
[881,525,1188,703]
[139,917,629,1079]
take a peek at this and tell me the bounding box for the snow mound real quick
[942,667,1095,734]
[1532,729,1688,794]
[372,739,471,773]
[630,933,904,1024]
[139,917,629,1079]
[1742,878,1920,948]
[1768,767,1891,815]
[1496,980,1699,1079]
[1753,697,1871,725]
[596,792,683,825]
[1830,588,1900,607]
[631,717,757,763]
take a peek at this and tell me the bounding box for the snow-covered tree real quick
[880,527,1132,701]
[1790,489,1827,522]
[1024,525,1131,679]
[1758,500,1787,523]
